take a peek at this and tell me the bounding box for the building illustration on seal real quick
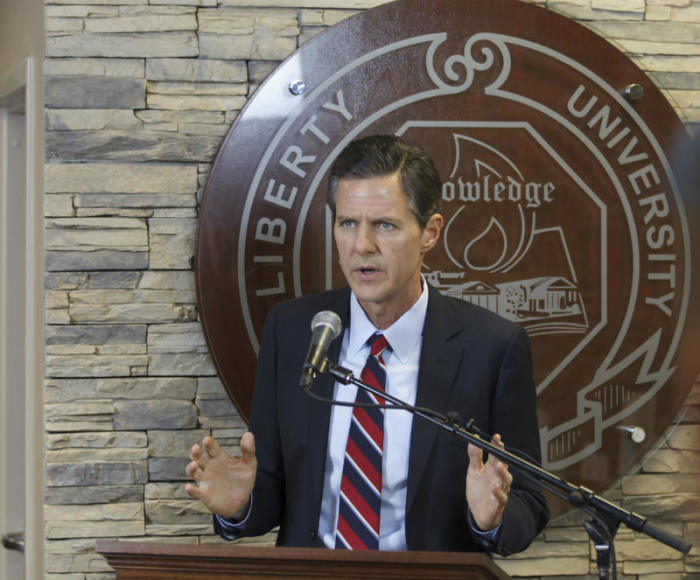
[426,272,587,335]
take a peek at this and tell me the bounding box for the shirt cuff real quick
[468,509,501,543]
[214,495,253,539]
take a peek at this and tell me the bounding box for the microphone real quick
[299,310,342,390]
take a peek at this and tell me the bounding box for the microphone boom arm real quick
[323,360,692,559]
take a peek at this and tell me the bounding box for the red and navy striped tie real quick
[336,333,390,550]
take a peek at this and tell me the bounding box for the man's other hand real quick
[466,433,512,531]
[185,432,257,520]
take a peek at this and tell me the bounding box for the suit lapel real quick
[406,287,463,515]
[306,288,351,528]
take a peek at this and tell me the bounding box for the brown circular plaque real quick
[195,0,698,513]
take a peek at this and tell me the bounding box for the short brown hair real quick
[327,135,442,229]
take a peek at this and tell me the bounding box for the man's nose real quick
[354,223,376,254]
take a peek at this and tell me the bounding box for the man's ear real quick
[421,213,444,253]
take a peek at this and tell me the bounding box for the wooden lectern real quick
[97,541,512,580]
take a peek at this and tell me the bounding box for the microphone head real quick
[310,310,342,339]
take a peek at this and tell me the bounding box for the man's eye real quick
[340,220,355,228]
[379,222,394,230]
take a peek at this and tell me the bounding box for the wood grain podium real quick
[97,541,512,580]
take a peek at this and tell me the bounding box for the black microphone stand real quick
[312,359,691,580]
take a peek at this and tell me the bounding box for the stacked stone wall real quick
[43,0,699,578]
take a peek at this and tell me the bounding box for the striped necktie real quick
[335,333,390,550]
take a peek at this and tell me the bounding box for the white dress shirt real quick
[317,282,429,550]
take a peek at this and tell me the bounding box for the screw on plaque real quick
[617,425,646,443]
[289,80,306,95]
[623,83,644,102]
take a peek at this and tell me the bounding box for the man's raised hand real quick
[466,433,512,531]
[185,432,257,520]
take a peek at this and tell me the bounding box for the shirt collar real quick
[347,277,429,364]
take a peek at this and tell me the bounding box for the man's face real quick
[333,173,443,328]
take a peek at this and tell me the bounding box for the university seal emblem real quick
[196,0,697,512]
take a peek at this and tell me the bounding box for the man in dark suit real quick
[186,135,549,555]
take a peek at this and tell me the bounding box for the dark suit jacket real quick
[216,285,548,555]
